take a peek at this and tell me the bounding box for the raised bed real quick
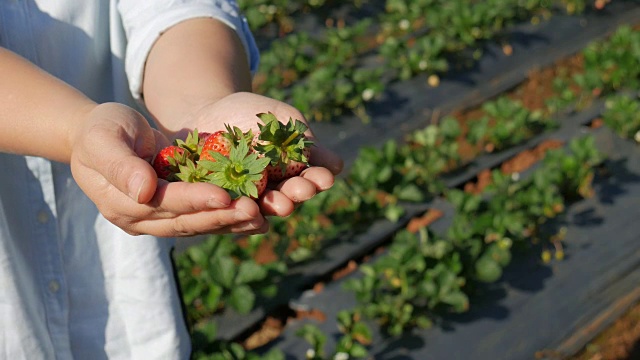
[173,2,640,358]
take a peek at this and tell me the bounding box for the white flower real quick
[399,19,410,30]
[634,130,640,144]
[306,349,316,359]
[418,59,428,71]
[334,352,350,360]
[511,172,520,181]
[362,88,375,101]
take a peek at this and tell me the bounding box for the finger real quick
[111,155,160,204]
[299,166,335,191]
[151,181,232,213]
[276,176,318,203]
[85,132,159,204]
[227,217,271,235]
[258,190,295,217]
[130,196,264,236]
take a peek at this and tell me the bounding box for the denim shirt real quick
[0,1,258,358]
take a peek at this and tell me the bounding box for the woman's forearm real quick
[0,47,96,163]
[142,17,253,137]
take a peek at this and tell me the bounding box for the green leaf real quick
[186,246,208,266]
[395,184,425,202]
[228,284,255,314]
[475,255,503,283]
[204,285,223,310]
[441,291,469,312]
[351,322,372,343]
[384,204,405,222]
[210,257,236,289]
[349,343,369,358]
[235,261,268,285]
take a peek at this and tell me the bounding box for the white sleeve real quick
[116,0,260,101]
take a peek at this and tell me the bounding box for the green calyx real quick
[175,128,204,155]
[224,124,254,148]
[175,158,209,183]
[198,137,269,199]
[255,112,314,173]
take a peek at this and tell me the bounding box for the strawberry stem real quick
[282,131,300,147]
[231,164,246,180]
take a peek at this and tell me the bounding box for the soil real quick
[569,300,640,360]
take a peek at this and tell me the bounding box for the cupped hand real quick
[176,92,344,217]
[69,102,269,237]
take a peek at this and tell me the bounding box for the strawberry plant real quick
[379,32,449,81]
[541,135,604,200]
[467,96,554,152]
[254,32,315,95]
[190,320,285,360]
[544,76,582,116]
[575,25,640,95]
[343,135,603,335]
[602,94,640,142]
[176,235,286,321]
[344,227,468,336]
[297,310,372,360]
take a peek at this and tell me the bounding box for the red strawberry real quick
[200,130,231,161]
[197,132,212,147]
[198,136,270,199]
[254,169,269,198]
[266,147,310,181]
[199,125,252,162]
[253,112,314,182]
[152,145,185,181]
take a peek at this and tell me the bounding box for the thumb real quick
[123,157,159,204]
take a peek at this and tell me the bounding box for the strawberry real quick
[200,125,252,162]
[253,112,314,182]
[152,145,186,181]
[267,147,310,181]
[197,131,212,148]
[198,137,270,199]
[199,130,230,162]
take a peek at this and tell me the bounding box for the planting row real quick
[173,23,640,359]
[246,0,623,123]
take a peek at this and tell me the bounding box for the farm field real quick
[172,1,640,359]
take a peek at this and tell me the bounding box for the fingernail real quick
[128,173,146,202]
